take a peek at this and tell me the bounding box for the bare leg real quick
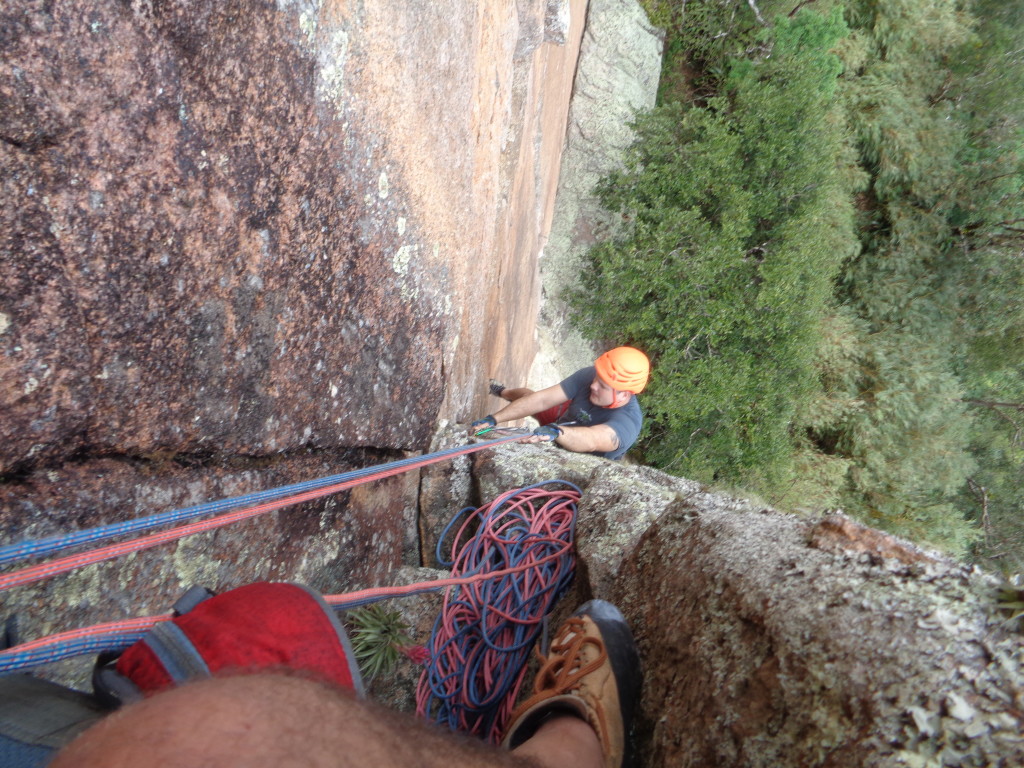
[51,674,603,768]
[511,715,603,767]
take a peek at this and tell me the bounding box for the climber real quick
[471,347,650,461]
[49,600,641,768]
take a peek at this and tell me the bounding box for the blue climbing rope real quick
[0,433,529,567]
[416,480,580,742]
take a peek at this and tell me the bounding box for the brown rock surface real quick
[809,512,936,566]
[1,0,586,471]
[1,0,586,660]
[2,0,441,468]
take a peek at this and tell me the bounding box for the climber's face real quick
[589,376,628,408]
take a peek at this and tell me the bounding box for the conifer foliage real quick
[577,0,1024,558]
[575,9,854,486]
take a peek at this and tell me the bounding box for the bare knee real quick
[501,387,535,402]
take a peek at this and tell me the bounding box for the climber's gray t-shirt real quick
[555,366,642,460]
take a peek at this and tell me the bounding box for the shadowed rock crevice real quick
[0,441,407,483]
[1,133,60,152]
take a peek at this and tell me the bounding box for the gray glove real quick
[532,425,563,442]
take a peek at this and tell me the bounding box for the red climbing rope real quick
[0,434,529,593]
[416,482,579,742]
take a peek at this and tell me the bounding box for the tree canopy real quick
[577,0,1024,560]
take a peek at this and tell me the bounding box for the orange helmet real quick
[594,347,650,394]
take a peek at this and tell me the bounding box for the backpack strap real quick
[92,584,215,707]
[138,621,212,685]
[0,674,111,767]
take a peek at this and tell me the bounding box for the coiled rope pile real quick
[416,480,580,743]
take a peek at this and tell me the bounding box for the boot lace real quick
[532,617,606,697]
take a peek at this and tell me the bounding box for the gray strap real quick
[0,674,108,749]
[142,621,211,684]
[292,583,366,699]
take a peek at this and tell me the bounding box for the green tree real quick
[814,0,1024,553]
[957,373,1024,571]
[574,9,855,494]
[582,0,1024,557]
[947,0,1024,564]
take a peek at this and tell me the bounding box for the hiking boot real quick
[502,600,641,768]
[489,380,506,398]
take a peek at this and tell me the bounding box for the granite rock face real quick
[536,0,663,377]
[470,443,1024,767]
[416,421,475,568]
[1,0,588,658]
[1,0,592,471]
[0,450,419,674]
[1,0,448,473]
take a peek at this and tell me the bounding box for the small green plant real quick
[346,604,422,681]
[996,575,1024,632]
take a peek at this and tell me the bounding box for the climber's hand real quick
[531,425,563,442]
[470,415,497,435]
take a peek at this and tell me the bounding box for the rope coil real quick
[416,480,580,743]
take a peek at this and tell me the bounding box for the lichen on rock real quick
[467,442,1024,767]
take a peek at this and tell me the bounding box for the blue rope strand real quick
[0,632,153,672]
[0,435,525,566]
[418,480,579,741]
